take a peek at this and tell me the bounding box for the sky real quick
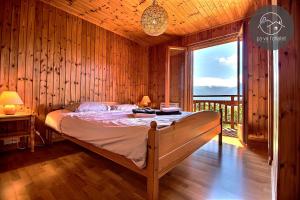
[193,41,241,88]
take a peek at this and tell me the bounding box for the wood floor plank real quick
[0,138,271,200]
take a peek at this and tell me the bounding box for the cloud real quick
[218,54,237,68]
[194,76,237,87]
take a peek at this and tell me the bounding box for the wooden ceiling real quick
[40,0,268,46]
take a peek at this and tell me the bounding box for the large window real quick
[193,41,239,99]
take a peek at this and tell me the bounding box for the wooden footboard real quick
[46,110,222,200]
[146,111,222,199]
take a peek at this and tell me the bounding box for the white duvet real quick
[45,110,192,168]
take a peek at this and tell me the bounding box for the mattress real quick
[45,110,219,168]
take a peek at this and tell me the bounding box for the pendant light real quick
[141,0,168,36]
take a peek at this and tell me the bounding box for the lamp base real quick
[4,105,16,115]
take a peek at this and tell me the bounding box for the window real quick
[193,41,239,99]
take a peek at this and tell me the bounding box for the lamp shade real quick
[0,91,23,105]
[140,96,151,106]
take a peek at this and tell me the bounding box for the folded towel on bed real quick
[161,107,180,112]
[132,108,156,114]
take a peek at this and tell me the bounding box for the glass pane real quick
[193,41,238,100]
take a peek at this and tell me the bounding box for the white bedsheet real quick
[45,110,216,168]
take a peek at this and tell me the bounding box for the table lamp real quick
[0,91,24,115]
[140,96,151,107]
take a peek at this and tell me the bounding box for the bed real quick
[45,105,222,200]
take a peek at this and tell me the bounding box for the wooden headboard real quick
[101,102,119,106]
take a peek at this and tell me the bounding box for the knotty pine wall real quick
[148,40,182,109]
[243,20,269,143]
[182,21,243,47]
[0,0,149,120]
[170,52,185,107]
[273,0,300,198]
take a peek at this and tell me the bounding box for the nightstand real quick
[0,113,35,152]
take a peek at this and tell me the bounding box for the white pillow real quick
[111,104,138,111]
[76,102,110,112]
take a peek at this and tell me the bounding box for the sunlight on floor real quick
[213,135,244,148]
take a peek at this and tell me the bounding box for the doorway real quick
[192,40,243,139]
[165,46,189,110]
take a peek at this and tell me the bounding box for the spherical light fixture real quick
[141,0,168,36]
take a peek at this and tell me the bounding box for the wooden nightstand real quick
[0,113,35,152]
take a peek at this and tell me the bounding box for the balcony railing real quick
[193,95,242,129]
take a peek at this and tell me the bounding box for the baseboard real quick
[247,139,268,152]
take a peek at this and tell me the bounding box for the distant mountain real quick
[193,86,237,100]
[193,86,239,100]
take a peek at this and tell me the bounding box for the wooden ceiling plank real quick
[40,0,259,46]
[182,0,210,33]
[209,0,231,25]
[190,0,213,29]
[218,0,236,22]
[168,0,202,34]
[188,0,211,28]
[41,0,150,45]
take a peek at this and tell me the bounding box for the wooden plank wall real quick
[148,40,182,109]
[170,53,185,107]
[0,0,149,121]
[273,0,300,199]
[148,44,165,108]
[182,21,243,46]
[243,20,269,143]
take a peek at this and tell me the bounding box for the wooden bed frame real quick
[45,109,222,200]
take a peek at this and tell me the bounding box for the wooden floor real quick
[0,137,271,200]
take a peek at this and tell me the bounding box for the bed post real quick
[147,121,159,200]
[45,127,53,145]
[219,109,223,146]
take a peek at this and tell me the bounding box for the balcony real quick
[193,95,242,137]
